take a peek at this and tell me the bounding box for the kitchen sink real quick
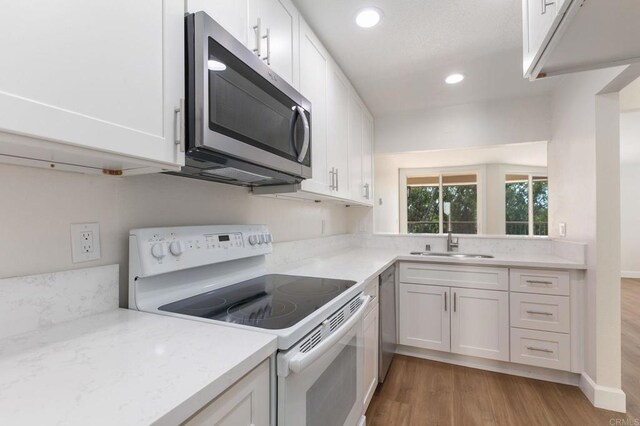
[409,252,494,259]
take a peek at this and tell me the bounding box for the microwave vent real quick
[202,167,273,184]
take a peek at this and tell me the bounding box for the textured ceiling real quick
[292,0,557,116]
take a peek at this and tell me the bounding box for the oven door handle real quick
[287,295,371,375]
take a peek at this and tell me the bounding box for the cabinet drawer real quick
[509,269,570,295]
[510,328,570,371]
[400,262,508,291]
[510,293,570,333]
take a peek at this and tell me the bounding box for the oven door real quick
[277,295,370,426]
[187,12,312,179]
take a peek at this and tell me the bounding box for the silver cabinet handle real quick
[295,106,309,163]
[252,18,261,57]
[444,292,447,312]
[526,310,553,316]
[541,0,555,14]
[329,168,336,190]
[335,168,339,191]
[453,292,457,313]
[262,28,271,65]
[526,280,553,285]
[526,346,554,353]
[173,98,185,152]
[363,183,370,200]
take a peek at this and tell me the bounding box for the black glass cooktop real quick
[158,274,357,330]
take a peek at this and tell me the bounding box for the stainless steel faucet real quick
[446,204,459,252]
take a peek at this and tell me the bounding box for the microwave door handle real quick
[286,295,370,375]
[295,106,310,163]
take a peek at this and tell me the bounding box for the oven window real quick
[306,336,357,426]
[207,37,309,166]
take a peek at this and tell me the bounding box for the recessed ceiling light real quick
[445,73,465,84]
[208,59,226,71]
[356,7,382,28]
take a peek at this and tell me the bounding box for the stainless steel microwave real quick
[168,12,312,187]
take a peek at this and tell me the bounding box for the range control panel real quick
[130,225,273,277]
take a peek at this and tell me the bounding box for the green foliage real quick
[407,186,439,233]
[407,184,478,234]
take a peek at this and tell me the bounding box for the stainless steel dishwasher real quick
[379,264,397,382]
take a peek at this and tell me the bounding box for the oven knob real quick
[169,241,185,256]
[249,235,259,246]
[151,243,167,259]
[265,234,272,243]
[259,234,266,244]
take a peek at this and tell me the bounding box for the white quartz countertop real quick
[271,247,586,285]
[0,309,277,426]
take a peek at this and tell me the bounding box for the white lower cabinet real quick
[399,283,509,362]
[184,359,270,426]
[399,284,450,352]
[510,328,571,371]
[362,298,379,411]
[450,288,509,361]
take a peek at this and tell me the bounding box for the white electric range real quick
[129,225,369,426]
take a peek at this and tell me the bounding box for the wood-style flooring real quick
[366,279,640,425]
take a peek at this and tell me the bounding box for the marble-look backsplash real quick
[268,233,586,266]
[0,264,119,340]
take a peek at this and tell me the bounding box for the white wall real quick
[620,163,640,277]
[0,164,351,306]
[375,95,552,154]
[548,66,627,406]
[373,142,547,234]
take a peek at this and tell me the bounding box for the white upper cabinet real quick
[0,0,184,173]
[326,65,351,199]
[298,18,329,194]
[523,0,640,80]
[187,0,249,45]
[248,0,299,88]
[348,93,374,205]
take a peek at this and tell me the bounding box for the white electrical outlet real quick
[71,223,101,263]
[559,222,567,237]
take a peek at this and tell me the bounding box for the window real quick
[505,174,548,236]
[406,173,478,234]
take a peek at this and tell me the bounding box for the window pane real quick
[407,184,439,234]
[506,179,529,235]
[443,184,477,234]
[532,177,548,236]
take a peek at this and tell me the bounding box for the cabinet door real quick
[185,359,270,426]
[187,0,249,46]
[522,0,558,76]
[248,0,298,87]
[348,93,364,201]
[399,284,450,352]
[0,0,184,169]
[361,111,374,204]
[451,288,509,361]
[327,65,350,198]
[298,19,329,194]
[363,301,379,411]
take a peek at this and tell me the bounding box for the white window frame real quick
[399,165,486,235]
[504,170,549,236]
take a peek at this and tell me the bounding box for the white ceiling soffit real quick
[292,0,557,117]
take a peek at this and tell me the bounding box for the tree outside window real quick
[407,174,478,234]
[505,174,548,236]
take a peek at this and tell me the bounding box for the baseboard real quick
[579,373,627,413]
[395,346,580,386]
[621,270,640,279]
